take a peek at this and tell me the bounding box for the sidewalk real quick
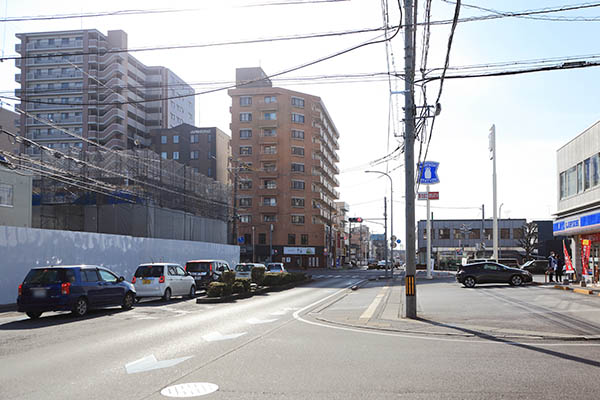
[309,275,600,341]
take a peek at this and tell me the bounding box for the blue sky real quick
[1,0,599,247]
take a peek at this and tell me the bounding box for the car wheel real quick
[72,297,88,317]
[188,285,196,299]
[122,292,135,310]
[26,311,42,320]
[463,276,476,288]
[510,275,523,286]
[162,287,172,302]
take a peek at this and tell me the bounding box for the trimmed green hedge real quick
[232,279,251,294]
[207,282,227,297]
[262,272,307,286]
[251,266,266,285]
[220,270,236,285]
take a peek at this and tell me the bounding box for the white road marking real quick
[125,354,193,374]
[161,382,219,397]
[247,317,278,324]
[202,331,247,342]
[270,310,287,316]
[334,275,342,278]
[359,286,389,320]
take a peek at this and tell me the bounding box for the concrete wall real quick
[0,225,240,305]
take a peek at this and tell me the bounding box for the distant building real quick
[14,29,194,152]
[150,124,231,184]
[554,120,600,280]
[0,166,32,227]
[417,218,531,266]
[0,107,19,155]
[228,67,340,268]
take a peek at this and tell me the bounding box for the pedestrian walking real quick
[547,252,557,282]
[555,257,564,283]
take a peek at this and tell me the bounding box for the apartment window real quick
[469,229,480,239]
[190,134,199,143]
[240,96,252,106]
[263,145,277,155]
[208,167,212,177]
[161,152,167,159]
[61,82,69,89]
[263,179,276,189]
[239,197,252,207]
[566,165,577,197]
[190,151,199,159]
[48,38,55,45]
[240,112,252,122]
[262,162,276,172]
[240,162,253,171]
[453,229,463,239]
[291,215,305,224]
[240,146,252,155]
[264,96,277,104]
[239,179,253,190]
[500,228,510,239]
[239,215,252,223]
[291,197,305,207]
[263,112,277,120]
[592,154,600,187]
[161,135,167,144]
[263,197,277,206]
[291,180,305,190]
[291,97,305,108]
[61,38,69,45]
[173,135,179,144]
[291,146,305,156]
[291,113,305,123]
[0,183,14,206]
[291,130,304,139]
[301,234,308,245]
[263,214,277,222]
[288,234,296,245]
[438,228,450,239]
[173,152,179,160]
[291,163,305,173]
[577,162,584,193]
[258,233,266,244]
[240,129,252,139]
[262,128,276,137]
[513,228,524,239]
[484,229,493,240]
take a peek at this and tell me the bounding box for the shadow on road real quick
[0,307,133,330]
[416,318,600,368]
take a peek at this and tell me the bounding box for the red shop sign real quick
[582,233,600,243]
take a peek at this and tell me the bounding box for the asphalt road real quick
[1,269,600,399]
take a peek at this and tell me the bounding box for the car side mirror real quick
[118,276,125,282]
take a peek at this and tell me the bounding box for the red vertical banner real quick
[563,240,574,273]
[581,239,591,276]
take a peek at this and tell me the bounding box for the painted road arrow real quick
[125,354,193,374]
[202,331,247,342]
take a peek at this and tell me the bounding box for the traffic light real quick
[349,217,363,223]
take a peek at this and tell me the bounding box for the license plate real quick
[142,279,152,284]
[32,289,47,298]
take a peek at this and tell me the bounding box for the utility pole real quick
[384,196,388,276]
[403,0,417,319]
[489,125,498,260]
[231,160,239,245]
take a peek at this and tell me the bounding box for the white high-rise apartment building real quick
[14,29,194,152]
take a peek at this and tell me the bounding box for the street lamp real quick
[365,170,393,278]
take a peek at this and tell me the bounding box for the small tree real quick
[518,222,538,260]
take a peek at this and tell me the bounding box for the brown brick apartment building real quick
[229,67,340,268]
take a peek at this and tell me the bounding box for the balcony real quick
[15,43,21,52]
[26,102,83,111]
[26,40,83,51]
[14,73,21,82]
[26,71,84,81]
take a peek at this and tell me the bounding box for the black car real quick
[520,260,549,274]
[184,260,232,289]
[456,262,533,288]
[17,265,136,319]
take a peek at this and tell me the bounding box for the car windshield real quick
[269,265,283,271]
[134,265,164,278]
[185,262,212,272]
[23,268,66,284]
[235,264,251,272]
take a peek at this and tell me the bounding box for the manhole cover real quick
[161,382,219,397]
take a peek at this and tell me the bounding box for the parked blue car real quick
[17,265,136,319]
